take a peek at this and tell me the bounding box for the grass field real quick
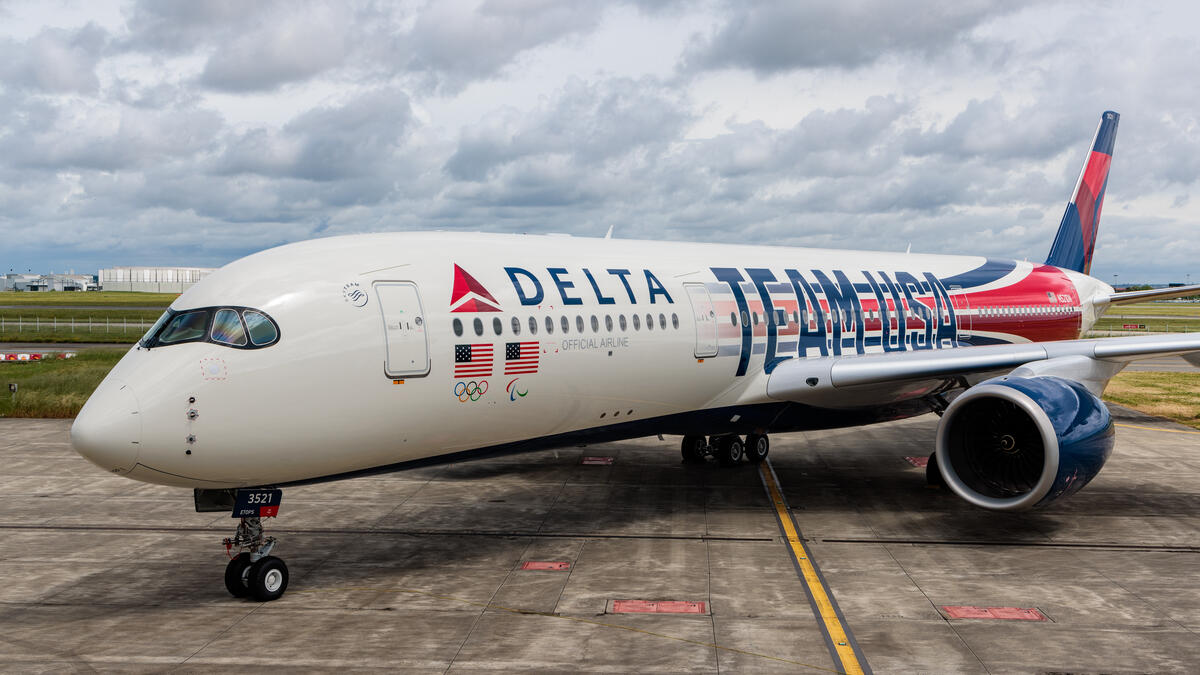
[1103,371,1200,430]
[0,350,126,418]
[0,291,176,307]
[0,292,168,343]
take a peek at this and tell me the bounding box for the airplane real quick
[71,110,1200,602]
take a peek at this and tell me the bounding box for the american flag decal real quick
[504,341,540,374]
[454,344,493,378]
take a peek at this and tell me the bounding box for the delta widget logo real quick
[450,264,501,312]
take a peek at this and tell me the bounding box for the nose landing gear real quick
[222,488,289,602]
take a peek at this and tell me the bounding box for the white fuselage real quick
[71,232,1108,488]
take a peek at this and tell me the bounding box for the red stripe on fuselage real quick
[965,264,1081,342]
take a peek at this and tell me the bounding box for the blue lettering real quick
[747,268,785,369]
[711,267,753,376]
[895,272,932,350]
[505,267,544,306]
[583,269,616,305]
[548,267,583,305]
[785,269,828,358]
[923,272,958,348]
[876,271,906,352]
[645,270,673,304]
[813,270,864,356]
[607,269,637,303]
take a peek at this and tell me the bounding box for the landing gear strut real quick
[222,489,289,601]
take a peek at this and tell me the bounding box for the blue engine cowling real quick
[935,375,1114,510]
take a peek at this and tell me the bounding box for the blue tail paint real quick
[1046,111,1119,274]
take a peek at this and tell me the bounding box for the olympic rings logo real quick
[454,380,488,402]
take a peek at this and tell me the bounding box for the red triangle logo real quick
[451,264,501,312]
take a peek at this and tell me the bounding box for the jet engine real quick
[935,375,1114,510]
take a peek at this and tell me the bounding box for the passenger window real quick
[605,315,613,331]
[646,313,653,331]
[619,314,628,331]
[473,318,484,336]
[591,315,600,332]
[730,312,738,326]
[659,313,666,329]
[493,317,503,335]
[671,313,679,329]
[545,316,554,334]
[453,318,463,337]
[529,316,538,335]
[211,308,247,346]
[561,316,570,333]
[512,316,521,335]
[243,310,278,346]
[576,315,584,333]
[633,314,641,330]
[158,310,209,344]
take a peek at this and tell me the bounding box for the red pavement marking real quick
[942,605,1047,621]
[612,600,706,614]
[582,456,614,465]
[903,456,929,467]
[520,561,571,571]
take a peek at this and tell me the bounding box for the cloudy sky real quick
[1,1,1197,283]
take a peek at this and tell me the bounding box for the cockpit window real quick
[157,310,210,345]
[242,310,278,346]
[211,309,248,346]
[141,306,280,350]
[141,311,173,346]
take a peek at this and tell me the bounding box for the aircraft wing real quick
[765,333,1200,408]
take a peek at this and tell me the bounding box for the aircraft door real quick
[684,283,719,358]
[374,282,431,377]
[949,286,972,339]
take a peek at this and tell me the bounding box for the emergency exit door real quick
[375,282,430,377]
[684,283,719,358]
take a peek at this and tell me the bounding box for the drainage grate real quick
[520,561,571,571]
[611,600,707,614]
[942,605,1047,621]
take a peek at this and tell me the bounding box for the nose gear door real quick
[374,282,431,377]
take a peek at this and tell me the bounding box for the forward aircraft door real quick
[684,283,719,357]
[374,282,431,377]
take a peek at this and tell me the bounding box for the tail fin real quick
[1045,111,1119,274]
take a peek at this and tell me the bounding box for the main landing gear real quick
[222,488,289,602]
[681,434,770,466]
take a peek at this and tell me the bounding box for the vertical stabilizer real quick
[1045,111,1119,274]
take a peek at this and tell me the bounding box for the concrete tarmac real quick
[1,408,1198,672]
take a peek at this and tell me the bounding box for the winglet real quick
[1046,111,1119,275]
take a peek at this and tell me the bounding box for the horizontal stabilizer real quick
[1095,284,1200,306]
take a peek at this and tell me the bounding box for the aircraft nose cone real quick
[71,379,141,474]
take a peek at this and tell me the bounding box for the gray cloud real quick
[0,23,108,93]
[684,0,1024,74]
[217,88,414,183]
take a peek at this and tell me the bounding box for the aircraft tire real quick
[224,552,252,598]
[716,436,744,466]
[681,435,707,463]
[248,556,289,602]
[745,434,769,463]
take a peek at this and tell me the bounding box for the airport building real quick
[1,273,98,291]
[99,266,216,293]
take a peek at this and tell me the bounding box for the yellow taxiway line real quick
[759,460,869,675]
[1115,422,1200,435]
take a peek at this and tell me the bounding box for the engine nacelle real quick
[935,375,1114,510]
